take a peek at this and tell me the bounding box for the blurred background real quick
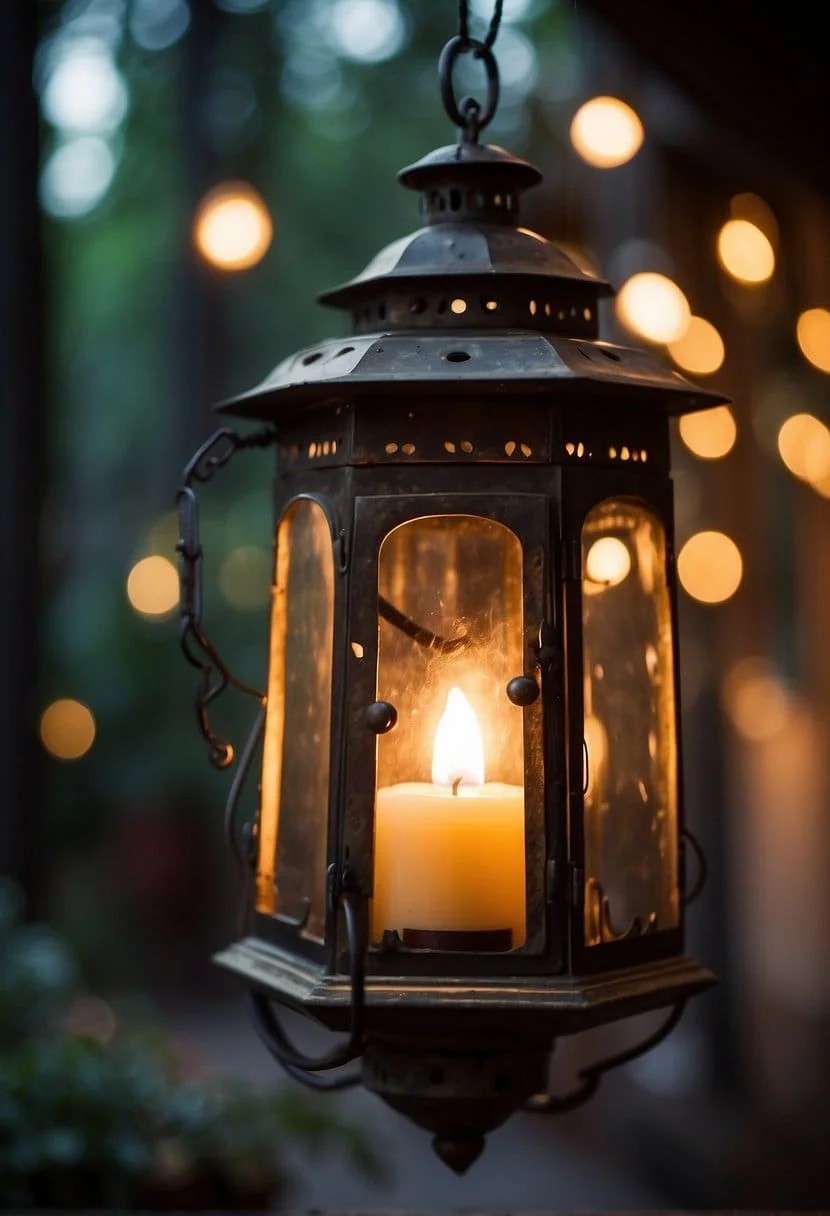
[3,0,830,1209]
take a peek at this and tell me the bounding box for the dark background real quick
[2,0,830,1208]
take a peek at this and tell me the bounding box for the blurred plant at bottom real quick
[0,876,385,1210]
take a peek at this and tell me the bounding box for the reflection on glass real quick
[372,516,526,951]
[257,499,333,941]
[582,500,679,946]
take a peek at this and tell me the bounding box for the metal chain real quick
[458,0,504,49]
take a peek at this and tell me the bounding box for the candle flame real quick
[432,687,485,788]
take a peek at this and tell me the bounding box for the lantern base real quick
[360,1033,551,1173]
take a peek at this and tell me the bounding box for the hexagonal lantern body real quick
[197,140,722,1168]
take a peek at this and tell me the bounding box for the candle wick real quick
[452,776,462,797]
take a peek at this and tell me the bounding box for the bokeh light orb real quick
[678,406,737,460]
[615,272,691,344]
[677,531,743,604]
[716,219,775,284]
[777,413,830,484]
[40,699,96,761]
[668,315,725,376]
[127,555,179,618]
[194,182,273,271]
[796,308,830,374]
[570,96,644,168]
[585,537,631,588]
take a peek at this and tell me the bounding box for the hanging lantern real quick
[176,11,722,1175]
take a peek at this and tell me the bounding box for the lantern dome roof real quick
[219,140,727,421]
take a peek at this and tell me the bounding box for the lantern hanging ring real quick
[439,35,500,143]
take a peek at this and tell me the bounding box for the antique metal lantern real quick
[176,16,724,1174]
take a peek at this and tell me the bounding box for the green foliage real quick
[0,878,384,1210]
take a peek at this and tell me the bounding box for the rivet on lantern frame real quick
[176,1,721,1173]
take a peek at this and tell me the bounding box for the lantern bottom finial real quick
[432,1133,485,1175]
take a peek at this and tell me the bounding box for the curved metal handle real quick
[248,881,366,1087]
[176,425,275,769]
[524,1001,687,1116]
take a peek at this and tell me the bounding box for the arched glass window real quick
[581,499,679,946]
[257,499,334,941]
[371,514,526,951]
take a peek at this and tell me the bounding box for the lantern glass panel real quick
[256,498,334,940]
[581,499,679,946]
[371,515,526,951]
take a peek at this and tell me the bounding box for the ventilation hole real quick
[641,450,648,462]
[410,297,427,315]
[544,302,552,317]
[377,302,386,320]
[429,1070,444,1086]
[438,194,446,210]
[475,191,486,207]
[335,346,355,357]
[570,306,578,318]
[621,446,630,460]
[437,299,447,315]
[450,298,467,315]
[386,442,399,455]
[577,442,585,457]
[599,347,621,362]
[583,307,592,321]
[444,441,457,454]
[482,297,498,312]
[430,190,440,206]
[609,446,618,459]
[557,308,566,321]
[520,443,532,457]
[402,442,416,455]
[450,188,461,210]
[460,440,473,454]
[632,449,640,461]
[529,299,537,316]
[565,442,576,456]
[331,440,338,454]
[446,350,471,362]
[302,352,322,366]
[351,641,364,659]
[308,442,317,457]
[505,193,513,209]
[505,440,516,456]
[322,440,330,455]
[494,193,503,206]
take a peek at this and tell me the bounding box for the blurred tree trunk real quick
[0,2,45,914]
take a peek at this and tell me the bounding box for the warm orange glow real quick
[583,713,608,797]
[777,413,830,484]
[677,531,743,604]
[570,96,644,168]
[127,555,179,617]
[716,219,774,284]
[615,272,691,344]
[796,308,830,374]
[584,536,631,588]
[40,698,96,760]
[678,406,737,460]
[218,546,271,610]
[431,688,485,788]
[668,315,725,376]
[194,182,273,271]
[722,656,794,742]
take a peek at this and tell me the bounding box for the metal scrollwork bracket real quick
[176,425,277,769]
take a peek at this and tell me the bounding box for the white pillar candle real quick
[372,688,526,947]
